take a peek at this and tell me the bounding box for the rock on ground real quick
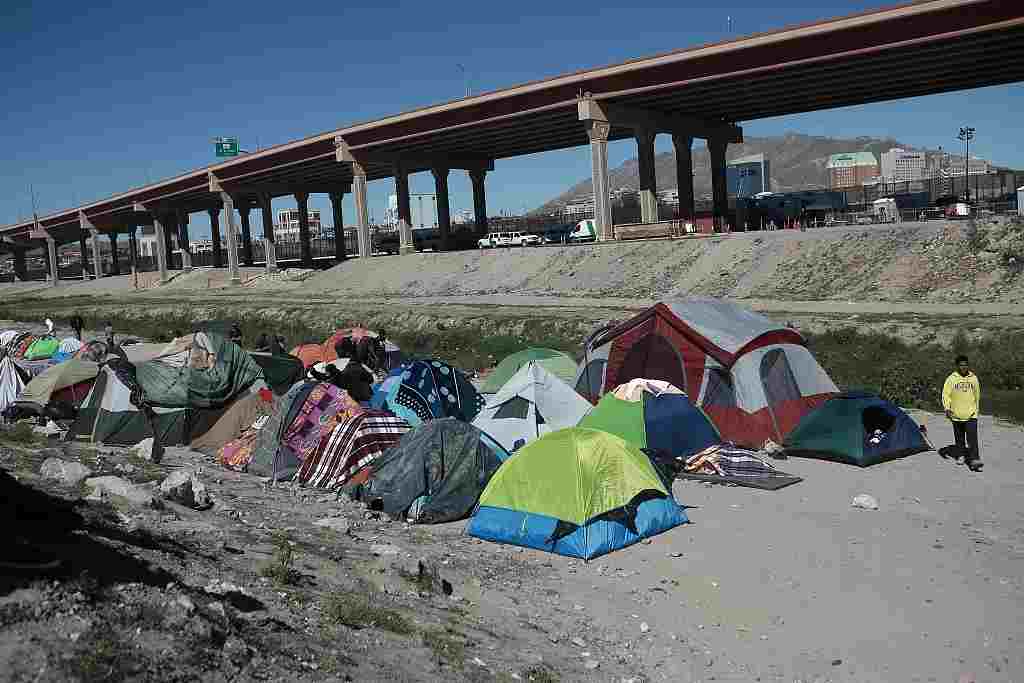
[40,458,92,487]
[84,476,162,509]
[159,469,212,509]
[133,437,164,463]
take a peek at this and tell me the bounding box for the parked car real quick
[568,219,597,242]
[513,233,541,246]
[478,232,511,248]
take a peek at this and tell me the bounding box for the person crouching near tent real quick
[942,354,983,472]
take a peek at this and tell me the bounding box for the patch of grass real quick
[258,532,301,586]
[60,629,141,682]
[421,627,467,666]
[322,593,415,636]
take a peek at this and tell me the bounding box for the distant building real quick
[138,225,178,258]
[880,148,927,183]
[275,208,322,242]
[826,152,879,188]
[656,188,679,205]
[727,153,771,198]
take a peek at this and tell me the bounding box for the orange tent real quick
[291,343,325,368]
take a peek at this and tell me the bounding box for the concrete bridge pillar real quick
[709,136,729,231]
[394,164,414,255]
[178,209,193,271]
[329,190,347,262]
[46,237,58,287]
[78,232,89,279]
[295,191,313,269]
[258,193,277,273]
[127,228,138,275]
[636,129,658,224]
[153,213,170,283]
[238,201,254,266]
[432,167,451,251]
[586,120,614,241]
[12,250,27,281]
[89,230,102,279]
[672,134,695,221]
[219,193,242,285]
[162,214,175,270]
[108,233,120,275]
[470,168,488,236]
[208,207,223,267]
[352,164,371,258]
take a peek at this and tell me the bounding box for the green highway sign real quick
[214,137,239,157]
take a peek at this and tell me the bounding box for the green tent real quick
[23,337,60,360]
[467,428,688,559]
[70,366,191,445]
[481,348,578,393]
[578,392,721,458]
[15,358,98,415]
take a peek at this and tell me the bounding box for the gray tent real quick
[346,418,508,524]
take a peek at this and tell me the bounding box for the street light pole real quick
[958,126,975,202]
[456,63,470,98]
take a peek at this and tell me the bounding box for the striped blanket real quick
[683,444,780,478]
[280,383,363,463]
[297,412,411,490]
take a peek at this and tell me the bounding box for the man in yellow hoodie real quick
[942,354,983,471]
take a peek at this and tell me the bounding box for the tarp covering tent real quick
[136,332,263,409]
[346,418,507,524]
[0,356,28,415]
[246,381,316,480]
[249,352,304,394]
[0,330,19,348]
[372,360,485,427]
[23,337,60,361]
[473,361,591,452]
[578,389,721,459]
[70,365,190,445]
[291,344,325,369]
[191,392,274,453]
[784,391,930,466]
[296,411,412,490]
[14,359,98,417]
[481,348,578,394]
[576,300,837,447]
[467,428,688,560]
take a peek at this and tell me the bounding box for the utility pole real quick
[958,126,975,202]
[457,63,470,98]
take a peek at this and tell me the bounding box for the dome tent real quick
[481,347,578,394]
[783,391,930,467]
[467,428,688,560]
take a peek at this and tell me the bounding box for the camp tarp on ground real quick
[578,389,721,460]
[467,427,688,560]
[346,418,507,524]
[372,360,485,427]
[481,347,579,394]
[576,299,838,448]
[14,358,98,417]
[472,361,591,453]
[784,391,931,467]
[296,411,412,490]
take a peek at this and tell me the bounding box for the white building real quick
[138,225,178,258]
[880,148,927,183]
[275,208,323,242]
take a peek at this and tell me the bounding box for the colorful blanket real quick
[297,412,411,490]
[683,444,780,478]
[281,383,363,463]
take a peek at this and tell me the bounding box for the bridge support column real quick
[239,202,254,266]
[79,232,89,280]
[153,214,170,283]
[219,193,242,285]
[46,237,58,287]
[709,136,729,231]
[432,167,451,251]
[109,233,120,275]
[178,210,193,271]
[470,168,488,237]
[672,134,695,222]
[586,120,614,241]
[128,229,139,277]
[163,215,175,270]
[636,129,658,223]
[329,190,347,261]
[209,207,223,267]
[258,193,277,273]
[352,166,371,258]
[13,250,27,281]
[394,164,414,255]
[295,191,313,269]
[90,230,102,278]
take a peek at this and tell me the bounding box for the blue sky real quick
[1,0,1020,238]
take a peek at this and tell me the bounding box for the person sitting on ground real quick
[103,321,115,350]
[309,360,374,402]
[254,333,270,352]
[942,354,983,472]
[269,335,286,356]
[229,323,243,347]
[334,337,357,363]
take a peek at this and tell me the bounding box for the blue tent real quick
[578,392,721,459]
[784,391,930,466]
[370,359,485,427]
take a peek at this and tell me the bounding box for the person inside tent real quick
[68,315,84,342]
[229,322,243,347]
